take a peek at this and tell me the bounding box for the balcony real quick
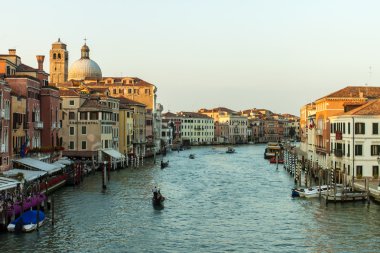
[315,145,327,154]
[316,129,323,135]
[52,122,56,129]
[33,121,44,129]
[0,144,5,153]
[56,122,62,129]
[334,149,343,157]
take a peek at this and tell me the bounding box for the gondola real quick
[160,160,169,169]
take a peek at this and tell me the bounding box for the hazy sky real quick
[2,0,380,115]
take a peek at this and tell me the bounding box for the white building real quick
[177,112,214,145]
[330,99,380,182]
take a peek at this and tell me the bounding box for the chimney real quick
[8,49,16,55]
[36,55,45,71]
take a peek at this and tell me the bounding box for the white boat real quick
[226,147,235,153]
[298,185,331,198]
[7,210,45,232]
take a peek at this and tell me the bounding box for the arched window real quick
[53,53,56,59]
[58,53,61,59]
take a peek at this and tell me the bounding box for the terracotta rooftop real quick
[16,63,36,72]
[162,112,178,118]
[79,97,112,112]
[59,89,80,97]
[118,96,146,107]
[319,86,380,100]
[178,111,213,119]
[341,99,380,116]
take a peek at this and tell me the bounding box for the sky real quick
[2,0,380,116]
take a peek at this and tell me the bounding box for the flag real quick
[20,136,29,158]
[309,119,315,129]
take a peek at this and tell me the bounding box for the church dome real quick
[68,43,102,81]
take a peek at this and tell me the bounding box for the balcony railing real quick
[34,121,44,129]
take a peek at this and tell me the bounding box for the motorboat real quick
[299,185,331,198]
[160,160,169,169]
[226,147,235,153]
[189,154,195,159]
[7,210,45,232]
[291,188,305,197]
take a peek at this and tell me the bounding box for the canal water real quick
[1,145,379,252]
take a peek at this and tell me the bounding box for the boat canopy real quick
[2,169,47,182]
[0,177,19,191]
[13,158,62,175]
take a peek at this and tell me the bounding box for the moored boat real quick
[189,154,195,159]
[7,210,45,232]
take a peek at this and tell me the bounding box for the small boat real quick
[7,210,45,232]
[226,147,235,153]
[160,160,169,169]
[189,154,195,159]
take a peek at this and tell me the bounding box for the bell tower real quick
[49,38,68,84]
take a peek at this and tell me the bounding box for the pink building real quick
[0,77,11,171]
[40,85,62,149]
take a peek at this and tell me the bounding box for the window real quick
[373,123,379,135]
[347,144,350,157]
[356,166,363,178]
[69,112,75,120]
[348,123,350,134]
[58,53,61,59]
[373,166,379,178]
[90,112,98,120]
[371,145,380,156]
[53,53,56,59]
[81,126,87,134]
[355,145,363,156]
[69,141,75,150]
[69,100,74,106]
[128,89,132,94]
[69,127,75,135]
[355,122,365,134]
[81,141,87,150]
[80,112,88,120]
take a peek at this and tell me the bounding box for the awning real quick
[2,169,47,182]
[0,177,19,191]
[56,158,74,165]
[13,158,62,174]
[53,162,66,169]
[102,149,125,160]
